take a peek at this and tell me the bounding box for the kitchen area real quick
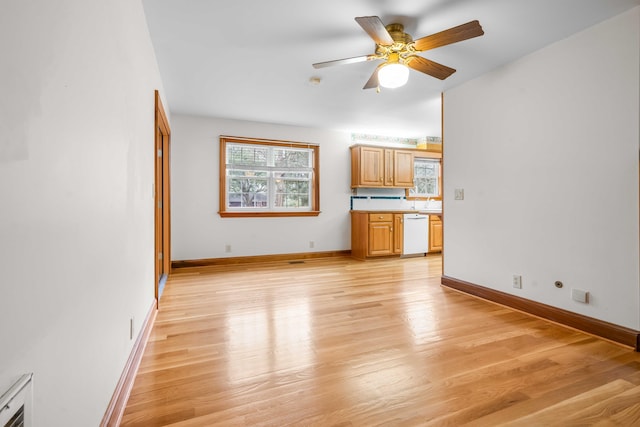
[349,143,442,260]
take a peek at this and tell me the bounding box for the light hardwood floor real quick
[121,255,640,426]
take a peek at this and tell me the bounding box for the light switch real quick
[454,188,464,200]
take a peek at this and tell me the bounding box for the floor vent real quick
[288,260,305,264]
[1,374,32,427]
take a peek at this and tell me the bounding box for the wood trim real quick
[219,136,320,217]
[172,250,351,269]
[441,275,640,351]
[440,92,444,148]
[314,139,320,215]
[101,300,158,427]
[351,144,442,159]
[219,136,226,218]
[155,91,170,135]
[440,91,445,275]
[425,142,442,152]
[219,135,320,149]
[218,211,321,218]
[154,90,171,294]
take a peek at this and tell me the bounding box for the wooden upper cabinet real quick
[351,145,414,188]
[384,149,394,186]
[352,146,384,187]
[394,150,414,187]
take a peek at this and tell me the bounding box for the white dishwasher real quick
[403,213,429,255]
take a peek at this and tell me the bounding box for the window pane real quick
[274,171,311,179]
[228,170,268,178]
[410,158,439,197]
[273,148,311,168]
[273,171,311,208]
[228,177,268,207]
[415,161,436,177]
[274,193,309,208]
[416,179,428,194]
[227,145,268,166]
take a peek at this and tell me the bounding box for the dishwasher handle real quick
[405,216,428,220]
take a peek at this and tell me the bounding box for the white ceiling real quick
[142,0,640,138]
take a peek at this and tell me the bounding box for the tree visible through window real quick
[408,157,441,199]
[219,137,320,217]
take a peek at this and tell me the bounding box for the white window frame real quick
[406,155,442,200]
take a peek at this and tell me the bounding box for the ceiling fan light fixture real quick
[378,63,409,88]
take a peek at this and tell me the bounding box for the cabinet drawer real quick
[429,215,442,222]
[369,213,393,222]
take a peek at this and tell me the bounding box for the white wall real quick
[171,115,353,260]
[444,8,640,329]
[0,0,164,425]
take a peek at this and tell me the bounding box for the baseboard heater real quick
[0,374,33,427]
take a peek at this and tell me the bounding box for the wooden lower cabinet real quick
[429,215,443,253]
[351,212,404,260]
[393,214,403,254]
[368,216,393,255]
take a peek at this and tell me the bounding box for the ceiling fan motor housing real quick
[386,24,413,44]
[375,23,414,59]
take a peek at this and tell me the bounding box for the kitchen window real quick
[219,136,320,217]
[407,156,441,199]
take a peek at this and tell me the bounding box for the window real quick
[407,156,441,199]
[219,136,320,217]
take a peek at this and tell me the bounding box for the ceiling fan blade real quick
[313,54,378,69]
[363,64,384,90]
[355,16,394,46]
[413,20,484,52]
[406,56,456,80]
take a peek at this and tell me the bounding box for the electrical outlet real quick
[572,288,589,303]
[309,241,315,249]
[225,244,232,253]
[130,317,134,340]
[454,188,465,200]
[512,275,522,289]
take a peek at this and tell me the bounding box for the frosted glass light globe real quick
[378,63,409,88]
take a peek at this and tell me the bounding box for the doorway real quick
[154,90,171,304]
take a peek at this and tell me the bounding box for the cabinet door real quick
[394,150,414,187]
[384,149,394,186]
[368,221,393,256]
[359,146,384,186]
[429,217,443,252]
[393,214,403,254]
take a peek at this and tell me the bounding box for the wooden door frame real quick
[154,90,171,303]
[440,92,445,276]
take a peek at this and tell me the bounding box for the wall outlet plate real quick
[512,275,522,289]
[572,288,589,303]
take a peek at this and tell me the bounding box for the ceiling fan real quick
[312,16,484,90]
